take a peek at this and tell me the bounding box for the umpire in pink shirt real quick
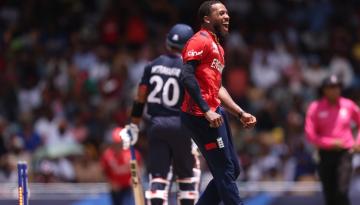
[305,74,360,205]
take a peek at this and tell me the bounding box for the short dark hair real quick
[198,1,223,23]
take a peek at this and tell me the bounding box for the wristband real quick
[131,101,145,118]
[238,110,245,119]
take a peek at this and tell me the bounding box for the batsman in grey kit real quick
[121,24,200,205]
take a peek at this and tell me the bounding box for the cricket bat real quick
[129,133,145,205]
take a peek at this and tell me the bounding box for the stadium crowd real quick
[0,0,360,188]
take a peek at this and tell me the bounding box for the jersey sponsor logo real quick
[217,137,225,149]
[187,50,203,57]
[151,65,181,77]
[210,58,224,73]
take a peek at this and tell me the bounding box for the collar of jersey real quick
[201,28,220,44]
[167,52,182,58]
[321,97,341,107]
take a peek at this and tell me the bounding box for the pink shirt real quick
[305,97,360,150]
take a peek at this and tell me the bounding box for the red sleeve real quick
[100,150,111,177]
[182,36,208,62]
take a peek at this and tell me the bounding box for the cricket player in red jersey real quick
[101,127,142,205]
[180,1,256,205]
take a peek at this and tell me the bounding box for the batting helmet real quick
[111,127,123,143]
[166,24,194,50]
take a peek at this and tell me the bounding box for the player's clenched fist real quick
[204,110,224,128]
[239,112,256,129]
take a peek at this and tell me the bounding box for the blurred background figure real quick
[100,127,141,205]
[305,74,360,205]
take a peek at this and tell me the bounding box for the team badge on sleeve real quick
[187,50,203,57]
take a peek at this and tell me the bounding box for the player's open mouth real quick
[223,23,229,30]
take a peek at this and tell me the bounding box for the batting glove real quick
[120,123,139,149]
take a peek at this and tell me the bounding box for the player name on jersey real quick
[210,58,224,73]
[151,65,181,77]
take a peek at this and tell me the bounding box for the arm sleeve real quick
[181,60,210,113]
[305,102,320,146]
[182,36,207,62]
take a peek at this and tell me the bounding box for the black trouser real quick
[110,187,132,205]
[318,149,353,205]
[181,107,243,205]
[147,116,194,179]
[147,116,196,205]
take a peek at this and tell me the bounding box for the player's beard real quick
[213,23,227,43]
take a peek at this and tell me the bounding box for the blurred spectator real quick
[224,67,249,103]
[2,134,31,182]
[17,50,42,114]
[293,142,316,181]
[125,13,148,48]
[34,107,58,143]
[250,49,281,90]
[54,157,76,182]
[0,117,8,158]
[18,120,42,153]
[35,159,58,183]
[125,45,151,92]
[100,8,120,46]
[70,115,89,143]
[0,154,17,182]
[45,118,77,146]
[88,45,111,83]
[302,55,328,88]
[282,56,304,95]
[247,139,282,181]
[0,117,9,181]
[73,143,103,182]
[72,42,97,72]
[45,56,70,94]
[329,55,354,88]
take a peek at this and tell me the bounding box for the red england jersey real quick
[101,147,141,188]
[181,28,225,116]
